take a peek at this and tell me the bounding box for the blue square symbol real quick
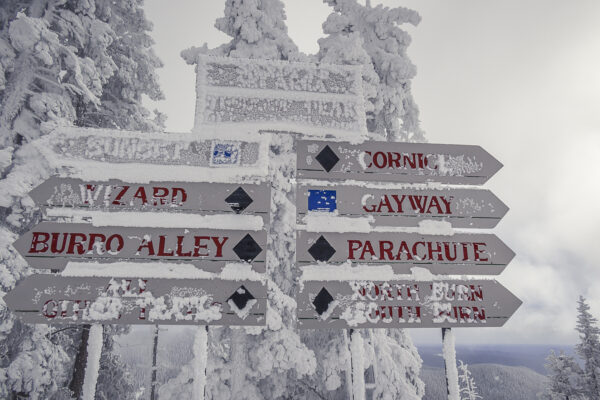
[211,142,240,166]
[308,190,337,212]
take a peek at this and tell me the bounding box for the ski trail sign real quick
[5,275,267,326]
[297,184,508,229]
[297,231,514,275]
[13,222,266,272]
[297,279,521,329]
[297,140,503,184]
[194,55,367,137]
[31,177,270,223]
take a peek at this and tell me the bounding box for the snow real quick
[350,330,366,400]
[442,328,460,400]
[61,261,266,281]
[46,209,264,231]
[81,325,103,400]
[192,327,208,400]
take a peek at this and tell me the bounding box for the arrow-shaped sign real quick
[13,222,266,272]
[4,275,267,326]
[29,177,270,222]
[297,231,514,275]
[297,140,503,185]
[297,279,521,329]
[297,184,508,229]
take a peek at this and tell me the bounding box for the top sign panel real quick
[297,140,503,185]
[194,55,367,138]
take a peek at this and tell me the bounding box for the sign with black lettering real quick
[297,184,508,229]
[13,222,266,272]
[5,275,266,326]
[297,140,503,185]
[297,279,521,329]
[31,177,270,222]
[297,231,514,275]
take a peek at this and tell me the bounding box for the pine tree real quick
[458,360,482,400]
[320,0,424,142]
[543,350,585,400]
[0,1,164,398]
[575,296,600,400]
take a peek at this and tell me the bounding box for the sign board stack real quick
[295,140,521,328]
[5,128,271,327]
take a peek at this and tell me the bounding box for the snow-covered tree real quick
[319,0,424,142]
[0,1,164,398]
[458,360,482,400]
[575,296,600,400]
[543,351,585,400]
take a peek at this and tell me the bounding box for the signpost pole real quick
[192,326,209,400]
[69,324,91,399]
[442,328,460,400]
[230,327,246,398]
[348,329,366,400]
[150,325,159,400]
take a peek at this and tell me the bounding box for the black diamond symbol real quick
[228,285,255,310]
[233,234,263,262]
[313,287,334,316]
[308,236,336,262]
[315,145,339,172]
[225,187,253,213]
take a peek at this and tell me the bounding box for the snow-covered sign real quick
[297,231,514,275]
[194,55,367,138]
[34,127,269,182]
[297,279,521,329]
[13,222,266,272]
[30,177,270,223]
[5,275,266,326]
[297,184,508,229]
[297,140,503,184]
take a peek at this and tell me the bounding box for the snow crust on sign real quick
[81,325,103,400]
[46,209,264,231]
[301,213,454,234]
[194,54,368,139]
[61,262,266,281]
[33,127,270,183]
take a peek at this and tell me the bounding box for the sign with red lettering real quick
[13,222,266,272]
[30,177,270,222]
[5,275,266,326]
[297,279,521,329]
[297,184,508,229]
[297,140,503,185]
[296,231,514,275]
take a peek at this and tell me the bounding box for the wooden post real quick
[349,329,365,400]
[343,330,354,399]
[192,326,209,400]
[150,325,159,400]
[69,324,91,398]
[442,328,460,400]
[230,327,246,398]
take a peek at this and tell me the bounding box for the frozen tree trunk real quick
[349,330,365,400]
[192,327,208,400]
[81,325,103,400]
[230,327,247,398]
[150,325,159,400]
[69,325,92,398]
[442,328,460,400]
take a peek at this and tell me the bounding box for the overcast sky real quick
[144,0,600,346]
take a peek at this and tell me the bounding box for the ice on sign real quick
[308,190,337,212]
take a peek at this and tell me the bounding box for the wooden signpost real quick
[297,139,503,184]
[30,177,270,221]
[5,275,267,325]
[297,279,521,329]
[297,184,508,229]
[13,222,266,272]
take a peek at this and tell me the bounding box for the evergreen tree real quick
[319,0,424,142]
[543,350,585,400]
[575,296,600,400]
[458,360,482,400]
[0,1,164,398]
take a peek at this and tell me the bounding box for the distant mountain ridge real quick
[421,364,548,400]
